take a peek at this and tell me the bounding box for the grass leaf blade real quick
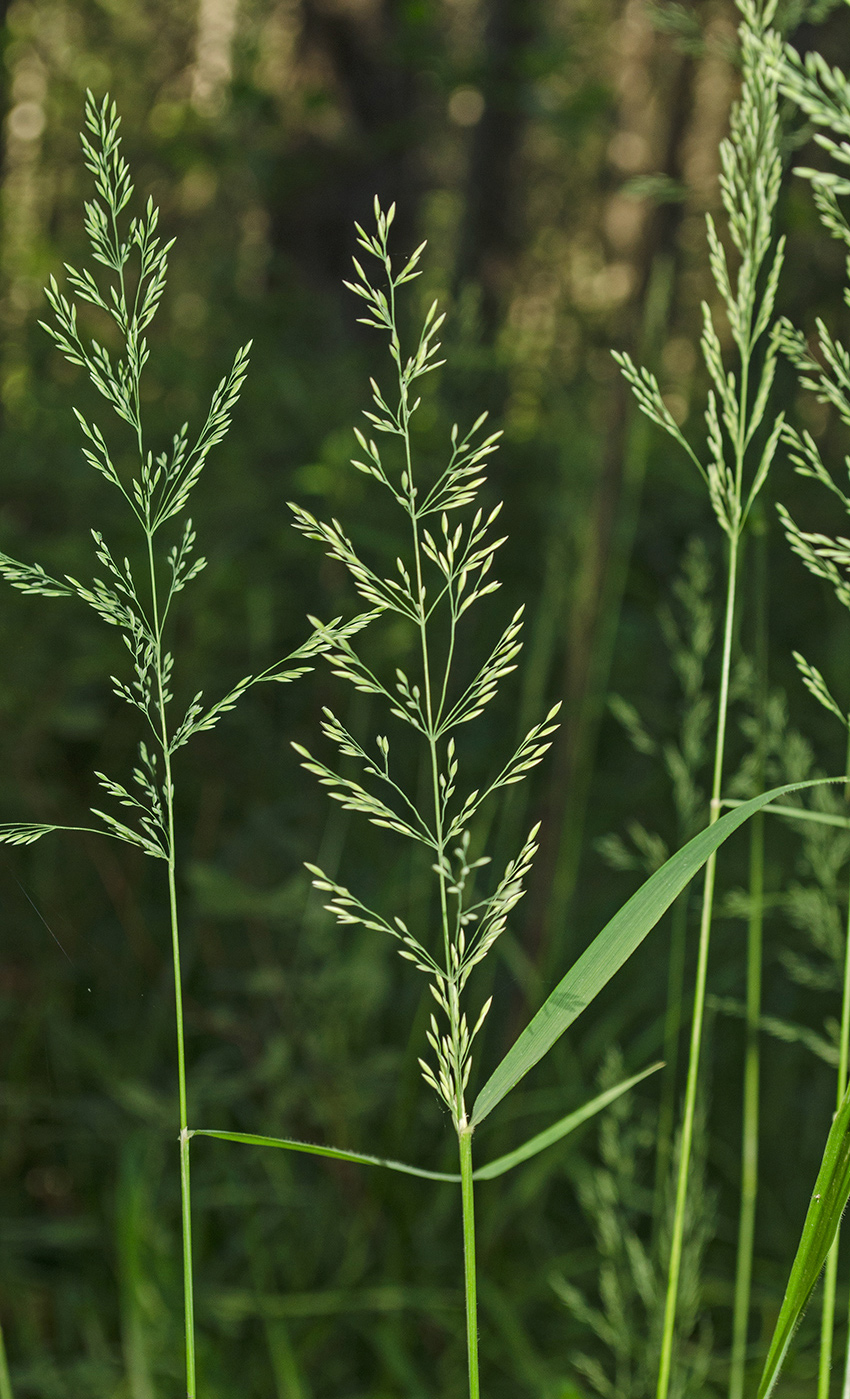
[192,1129,460,1182]
[756,1078,850,1399]
[472,1060,662,1180]
[470,779,839,1127]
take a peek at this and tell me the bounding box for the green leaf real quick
[757,1077,850,1399]
[472,1061,662,1180]
[191,1130,459,1183]
[471,778,838,1128]
[195,1064,660,1186]
[722,798,850,831]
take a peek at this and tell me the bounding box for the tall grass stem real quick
[657,528,740,1399]
[167,853,196,1394]
[729,522,768,1399]
[820,728,850,1395]
[149,520,196,1396]
[817,729,850,1396]
[459,1129,480,1399]
[405,273,479,1398]
[654,892,689,1225]
[0,94,341,1389]
[819,1243,838,1398]
[614,11,782,1385]
[728,807,763,1399]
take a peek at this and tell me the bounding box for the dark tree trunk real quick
[453,0,541,336]
[520,30,697,982]
[267,0,428,293]
[0,0,18,436]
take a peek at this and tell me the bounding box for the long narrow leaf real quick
[191,1129,459,1182]
[723,797,850,830]
[472,1060,662,1180]
[194,1065,661,1186]
[471,779,838,1127]
[757,1078,850,1399]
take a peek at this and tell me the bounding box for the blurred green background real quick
[3,0,850,1393]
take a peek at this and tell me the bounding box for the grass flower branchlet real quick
[612,1,784,1393]
[0,93,362,1397]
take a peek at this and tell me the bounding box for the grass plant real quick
[0,94,360,1396]
[613,1,784,1390]
[763,30,850,1390]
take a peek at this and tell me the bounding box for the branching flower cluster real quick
[774,45,850,729]
[293,200,559,1132]
[0,93,358,863]
[613,0,784,541]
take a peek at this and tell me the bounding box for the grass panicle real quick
[291,198,560,1397]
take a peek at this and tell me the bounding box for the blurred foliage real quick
[3,0,850,1394]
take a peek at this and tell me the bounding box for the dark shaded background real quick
[2,0,850,1394]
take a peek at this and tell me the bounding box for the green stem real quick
[822,727,850,1398]
[729,518,767,1399]
[0,1322,13,1399]
[728,807,764,1399]
[106,173,195,1396]
[146,533,196,1397]
[656,526,739,1399]
[459,1128,480,1399]
[819,1243,839,1399]
[174,862,195,1399]
[654,892,689,1224]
